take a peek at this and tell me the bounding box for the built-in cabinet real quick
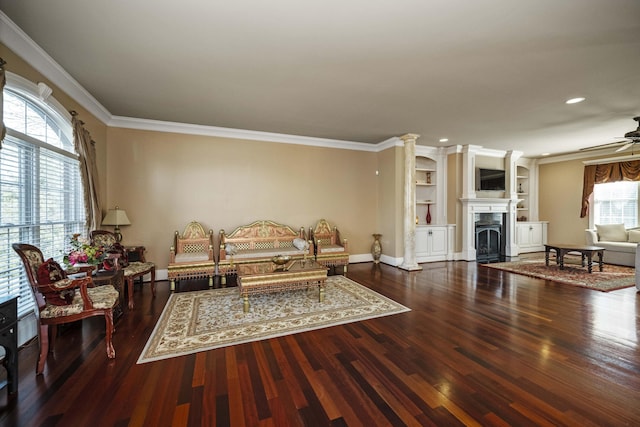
[415,156,437,225]
[516,165,529,221]
[415,225,455,262]
[516,221,548,253]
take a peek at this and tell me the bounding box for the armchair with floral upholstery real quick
[309,219,349,275]
[90,230,156,309]
[12,243,119,375]
[168,221,216,291]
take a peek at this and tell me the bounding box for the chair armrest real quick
[53,277,94,309]
[170,246,176,263]
[585,229,599,245]
[342,238,349,252]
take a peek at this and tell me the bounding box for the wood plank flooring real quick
[1,261,639,426]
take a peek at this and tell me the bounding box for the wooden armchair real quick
[168,221,216,291]
[12,243,119,375]
[310,219,349,274]
[90,230,156,309]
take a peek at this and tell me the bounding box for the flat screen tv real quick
[477,168,506,191]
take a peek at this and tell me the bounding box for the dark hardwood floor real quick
[1,261,639,426]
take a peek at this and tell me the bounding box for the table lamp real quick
[101,206,131,243]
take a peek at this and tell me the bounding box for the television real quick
[477,168,506,191]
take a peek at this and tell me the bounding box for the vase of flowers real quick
[63,234,106,274]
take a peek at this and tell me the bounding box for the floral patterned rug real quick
[138,276,410,364]
[483,258,635,292]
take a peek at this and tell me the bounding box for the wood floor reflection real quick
[1,261,639,426]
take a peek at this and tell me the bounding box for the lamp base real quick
[114,226,123,243]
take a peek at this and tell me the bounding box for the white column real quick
[399,134,422,271]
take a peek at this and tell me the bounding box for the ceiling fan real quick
[581,116,640,152]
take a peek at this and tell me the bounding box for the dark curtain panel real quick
[580,160,640,217]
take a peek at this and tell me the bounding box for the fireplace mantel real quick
[460,197,518,260]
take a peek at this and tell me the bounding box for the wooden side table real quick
[0,296,18,395]
[125,246,146,263]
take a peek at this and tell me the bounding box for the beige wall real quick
[538,157,598,245]
[375,146,403,258]
[106,128,379,268]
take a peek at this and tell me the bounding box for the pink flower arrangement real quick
[63,234,106,266]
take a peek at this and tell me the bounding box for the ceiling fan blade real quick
[615,142,633,152]
[580,141,627,151]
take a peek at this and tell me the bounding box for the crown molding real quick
[0,10,418,153]
[0,11,112,124]
[109,116,382,152]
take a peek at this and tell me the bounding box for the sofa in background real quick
[218,220,314,284]
[585,224,639,267]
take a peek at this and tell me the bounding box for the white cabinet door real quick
[517,222,548,253]
[428,227,448,256]
[415,226,449,261]
[415,227,430,258]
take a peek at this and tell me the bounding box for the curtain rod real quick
[583,154,640,165]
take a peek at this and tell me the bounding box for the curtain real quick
[580,160,640,217]
[1,57,6,149]
[72,112,102,232]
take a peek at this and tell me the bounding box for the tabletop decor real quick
[63,233,106,271]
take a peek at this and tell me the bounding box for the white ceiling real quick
[1,0,639,158]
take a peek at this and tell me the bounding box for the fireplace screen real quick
[475,213,504,262]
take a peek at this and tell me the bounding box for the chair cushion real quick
[40,285,119,318]
[37,259,74,305]
[174,252,210,263]
[124,261,154,277]
[596,224,627,242]
[318,244,346,254]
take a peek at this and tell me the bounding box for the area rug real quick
[482,258,635,292]
[138,276,410,364]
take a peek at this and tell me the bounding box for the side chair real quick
[12,243,119,375]
[90,230,156,309]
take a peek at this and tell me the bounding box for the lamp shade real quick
[102,207,131,226]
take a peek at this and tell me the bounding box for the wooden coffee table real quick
[544,243,605,273]
[236,259,328,313]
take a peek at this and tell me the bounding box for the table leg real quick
[243,294,249,313]
[319,283,325,302]
[558,249,565,270]
[545,247,551,266]
[598,250,604,272]
[586,252,593,273]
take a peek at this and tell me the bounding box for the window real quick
[1,83,86,318]
[592,181,639,228]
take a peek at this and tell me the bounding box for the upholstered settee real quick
[218,220,314,284]
[309,219,349,274]
[168,221,216,291]
[585,224,639,267]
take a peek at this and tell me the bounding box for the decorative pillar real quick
[399,133,422,271]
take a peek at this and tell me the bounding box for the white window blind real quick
[593,181,639,228]
[1,88,85,318]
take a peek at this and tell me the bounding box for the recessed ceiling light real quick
[541,153,550,156]
[439,138,449,142]
[566,97,585,104]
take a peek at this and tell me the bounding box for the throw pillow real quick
[596,224,627,242]
[293,237,309,251]
[225,243,237,256]
[37,259,74,305]
[628,230,640,243]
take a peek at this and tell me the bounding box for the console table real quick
[0,296,18,395]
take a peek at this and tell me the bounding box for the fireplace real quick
[475,213,505,262]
